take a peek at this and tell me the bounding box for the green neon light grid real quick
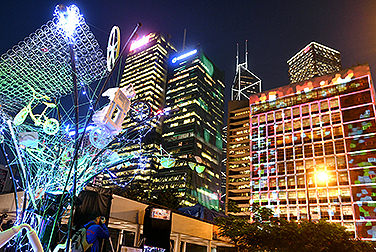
[0,17,107,114]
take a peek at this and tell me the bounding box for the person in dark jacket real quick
[85,211,110,252]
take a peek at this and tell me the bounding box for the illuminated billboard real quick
[171,49,197,63]
[129,34,150,51]
[150,208,171,220]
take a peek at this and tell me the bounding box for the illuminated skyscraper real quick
[249,64,376,240]
[287,41,342,84]
[157,47,225,210]
[226,100,250,216]
[226,42,261,216]
[102,32,176,187]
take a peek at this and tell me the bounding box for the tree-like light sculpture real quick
[0,4,146,251]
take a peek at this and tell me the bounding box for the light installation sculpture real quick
[0,4,163,251]
[0,5,107,114]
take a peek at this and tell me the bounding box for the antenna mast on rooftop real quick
[231,40,262,101]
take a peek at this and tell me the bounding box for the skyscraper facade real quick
[249,64,376,240]
[102,32,176,187]
[226,42,261,216]
[226,100,250,216]
[157,48,225,210]
[287,41,342,84]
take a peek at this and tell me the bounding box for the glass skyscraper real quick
[287,41,342,84]
[102,32,176,187]
[157,47,225,210]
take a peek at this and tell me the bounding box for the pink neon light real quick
[303,46,310,53]
[129,35,150,51]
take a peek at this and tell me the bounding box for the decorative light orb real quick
[188,162,196,170]
[54,4,82,44]
[89,125,112,149]
[195,165,205,174]
[161,158,175,168]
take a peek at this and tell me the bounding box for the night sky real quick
[1,0,376,110]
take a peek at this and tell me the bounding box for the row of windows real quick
[252,140,346,162]
[251,172,350,190]
[252,107,374,138]
[253,99,340,125]
[251,204,353,222]
[252,158,349,178]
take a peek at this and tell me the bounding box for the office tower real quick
[287,41,342,84]
[157,47,225,210]
[226,42,261,216]
[102,32,176,187]
[226,100,251,216]
[249,64,376,240]
[220,125,227,212]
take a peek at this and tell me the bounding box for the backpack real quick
[71,222,95,252]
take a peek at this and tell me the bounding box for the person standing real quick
[85,211,110,252]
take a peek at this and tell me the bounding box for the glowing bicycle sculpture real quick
[13,85,59,136]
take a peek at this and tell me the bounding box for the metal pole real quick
[65,42,79,252]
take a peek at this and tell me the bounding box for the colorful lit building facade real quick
[249,64,376,239]
[102,32,176,187]
[157,48,225,210]
[287,41,342,84]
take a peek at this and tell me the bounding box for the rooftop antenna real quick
[236,43,239,67]
[231,40,262,101]
[245,39,248,69]
[182,29,187,51]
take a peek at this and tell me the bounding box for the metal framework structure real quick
[231,41,262,101]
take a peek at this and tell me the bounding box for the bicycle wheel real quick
[43,118,60,135]
[129,100,152,122]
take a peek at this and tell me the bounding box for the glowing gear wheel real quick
[89,126,112,149]
[43,118,60,135]
[129,101,152,122]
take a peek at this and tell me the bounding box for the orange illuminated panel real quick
[250,64,370,114]
[342,105,374,123]
[340,90,372,109]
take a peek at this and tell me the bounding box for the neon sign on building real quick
[171,49,197,63]
[129,35,150,51]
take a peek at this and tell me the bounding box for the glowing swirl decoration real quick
[107,26,121,72]
[0,5,107,114]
